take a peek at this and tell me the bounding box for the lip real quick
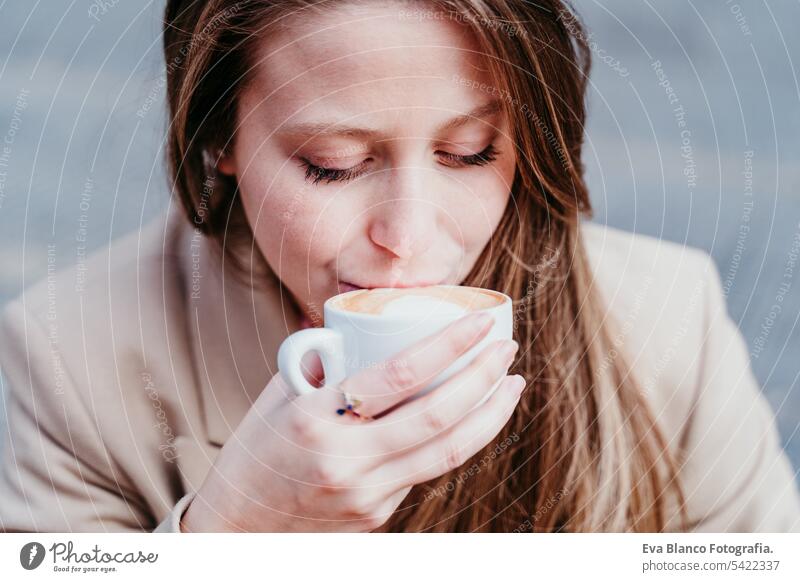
[338,281,363,293]
[338,279,442,291]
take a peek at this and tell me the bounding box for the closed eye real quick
[298,158,371,185]
[298,142,500,185]
[436,143,499,168]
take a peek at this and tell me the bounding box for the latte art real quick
[333,285,505,316]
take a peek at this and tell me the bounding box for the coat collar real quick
[174,213,304,447]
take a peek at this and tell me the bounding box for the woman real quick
[1,0,798,533]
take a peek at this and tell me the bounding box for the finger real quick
[369,374,525,492]
[368,337,518,455]
[300,351,325,387]
[309,310,497,418]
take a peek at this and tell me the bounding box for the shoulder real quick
[580,220,715,296]
[579,220,718,346]
[581,222,800,531]
[0,210,201,530]
[0,209,194,436]
[579,221,722,437]
[8,210,188,323]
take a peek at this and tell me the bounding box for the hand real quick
[181,311,524,532]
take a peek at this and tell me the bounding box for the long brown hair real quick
[163,0,689,531]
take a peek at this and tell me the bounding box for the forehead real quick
[240,3,499,132]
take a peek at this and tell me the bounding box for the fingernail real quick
[501,340,519,365]
[507,374,526,393]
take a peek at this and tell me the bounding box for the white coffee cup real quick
[277,285,513,402]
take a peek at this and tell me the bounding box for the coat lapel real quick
[176,217,304,450]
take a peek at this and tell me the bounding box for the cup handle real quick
[277,328,347,395]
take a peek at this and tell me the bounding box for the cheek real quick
[457,171,513,249]
[482,149,516,229]
[454,134,516,237]
[238,166,355,267]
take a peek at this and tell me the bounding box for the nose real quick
[367,169,437,260]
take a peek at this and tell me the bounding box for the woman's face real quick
[218,3,517,321]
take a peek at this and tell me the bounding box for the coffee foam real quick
[333,286,503,316]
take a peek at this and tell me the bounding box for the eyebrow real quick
[276,99,503,139]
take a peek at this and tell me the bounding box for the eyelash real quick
[298,143,500,185]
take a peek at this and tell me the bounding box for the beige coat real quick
[1,210,798,532]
